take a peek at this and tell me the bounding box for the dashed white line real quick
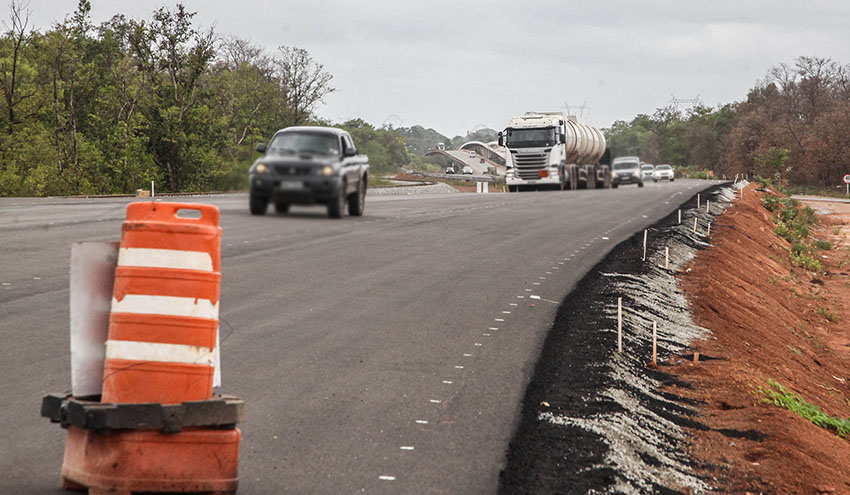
[429,399,442,404]
[379,475,396,481]
[415,420,429,424]
[483,333,491,336]
[463,353,472,357]
[474,343,482,346]
[530,295,541,300]
[495,318,505,321]
[502,311,511,314]
[488,327,499,330]
[455,365,465,369]
[442,380,453,384]
[400,446,415,451]
[509,303,518,306]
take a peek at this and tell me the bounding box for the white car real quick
[641,164,655,181]
[446,165,456,174]
[462,166,474,175]
[653,164,674,181]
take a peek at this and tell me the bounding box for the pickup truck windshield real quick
[505,127,556,148]
[269,132,340,156]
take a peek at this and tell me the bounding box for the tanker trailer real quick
[497,112,611,192]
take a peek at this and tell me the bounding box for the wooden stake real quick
[693,217,698,234]
[665,247,669,269]
[707,222,711,237]
[617,297,623,353]
[697,193,700,208]
[677,209,681,225]
[642,229,647,261]
[706,200,710,213]
[693,351,700,364]
[652,321,657,366]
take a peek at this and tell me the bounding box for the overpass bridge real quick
[425,141,507,176]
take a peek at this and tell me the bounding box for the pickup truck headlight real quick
[254,163,270,174]
[321,165,335,176]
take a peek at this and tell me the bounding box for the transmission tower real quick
[382,114,404,129]
[564,101,590,120]
[668,94,703,112]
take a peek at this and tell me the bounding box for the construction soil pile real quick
[673,187,850,493]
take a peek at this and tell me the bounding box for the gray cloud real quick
[30,0,850,136]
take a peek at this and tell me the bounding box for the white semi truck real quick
[497,113,611,192]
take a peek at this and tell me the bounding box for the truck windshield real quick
[505,127,556,148]
[269,132,340,156]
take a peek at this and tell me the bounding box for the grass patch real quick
[758,380,850,437]
[815,239,832,250]
[816,306,840,323]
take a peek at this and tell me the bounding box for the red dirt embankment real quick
[673,186,850,494]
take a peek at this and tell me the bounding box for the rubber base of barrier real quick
[60,426,239,494]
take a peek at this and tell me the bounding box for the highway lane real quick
[0,180,719,493]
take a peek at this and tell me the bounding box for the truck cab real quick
[498,113,609,192]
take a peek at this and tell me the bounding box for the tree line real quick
[604,56,850,187]
[0,1,412,197]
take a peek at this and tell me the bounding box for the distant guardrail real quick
[407,171,497,183]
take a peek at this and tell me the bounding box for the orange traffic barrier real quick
[102,202,222,404]
[61,426,240,495]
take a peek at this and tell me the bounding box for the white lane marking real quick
[111,295,219,319]
[533,282,540,286]
[509,303,518,306]
[489,327,499,331]
[524,289,532,292]
[539,276,546,279]
[463,353,472,357]
[530,295,541,300]
[558,262,564,265]
[502,311,511,314]
[105,339,214,365]
[379,475,396,481]
[442,380,453,384]
[474,343,482,346]
[495,318,505,322]
[516,295,525,299]
[118,247,214,272]
[602,237,609,240]
[483,333,491,336]
[400,446,415,451]
[2,283,10,286]
[33,277,41,280]
[429,399,442,404]
[415,420,429,424]
[455,365,465,369]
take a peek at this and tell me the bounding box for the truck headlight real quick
[255,163,270,174]
[321,165,335,176]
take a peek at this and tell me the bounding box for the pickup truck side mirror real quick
[497,132,504,147]
[343,146,356,157]
[256,143,267,153]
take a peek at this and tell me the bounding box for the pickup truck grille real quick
[274,164,313,176]
[511,151,548,180]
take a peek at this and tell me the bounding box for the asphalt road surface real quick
[0,180,718,494]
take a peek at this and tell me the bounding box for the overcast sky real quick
[29,1,850,137]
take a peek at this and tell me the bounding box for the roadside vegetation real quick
[761,191,831,273]
[758,380,850,438]
[604,56,850,190]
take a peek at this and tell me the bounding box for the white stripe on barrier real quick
[111,295,219,319]
[118,247,213,272]
[105,339,214,365]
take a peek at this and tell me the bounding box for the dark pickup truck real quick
[249,126,369,218]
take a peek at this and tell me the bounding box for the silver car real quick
[611,157,644,188]
[641,164,655,181]
[653,164,675,181]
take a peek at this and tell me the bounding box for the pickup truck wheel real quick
[348,178,366,216]
[328,182,346,219]
[250,194,268,215]
[638,180,644,188]
[274,200,290,214]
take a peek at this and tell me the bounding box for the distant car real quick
[641,164,655,180]
[611,157,644,188]
[467,150,476,158]
[462,166,474,175]
[653,164,674,182]
[446,165,456,174]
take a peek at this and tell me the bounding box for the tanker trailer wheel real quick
[569,165,578,190]
[586,165,596,189]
